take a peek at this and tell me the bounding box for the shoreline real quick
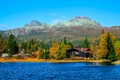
[0,58,116,63]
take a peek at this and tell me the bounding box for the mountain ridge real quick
[52,16,102,28]
[4,16,102,35]
[1,16,120,42]
[23,16,103,30]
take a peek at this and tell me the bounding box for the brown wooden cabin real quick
[66,48,93,58]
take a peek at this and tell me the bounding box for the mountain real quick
[3,16,102,36]
[23,20,49,32]
[111,26,120,29]
[24,20,42,26]
[2,20,49,37]
[1,16,120,42]
[52,16,102,28]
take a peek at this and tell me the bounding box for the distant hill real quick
[24,20,42,26]
[111,26,120,29]
[23,20,49,32]
[52,16,102,28]
[1,16,120,42]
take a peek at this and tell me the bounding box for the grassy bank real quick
[0,58,113,63]
[112,60,120,64]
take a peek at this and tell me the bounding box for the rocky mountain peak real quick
[52,16,102,28]
[24,20,42,26]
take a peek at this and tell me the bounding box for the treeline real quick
[0,34,87,59]
[0,30,120,61]
[90,30,120,61]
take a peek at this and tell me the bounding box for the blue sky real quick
[0,0,120,30]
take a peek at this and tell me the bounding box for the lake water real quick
[0,62,120,80]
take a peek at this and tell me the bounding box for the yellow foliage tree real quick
[114,41,120,59]
[49,40,71,59]
[65,45,71,50]
[35,50,40,59]
[97,33,107,58]
[57,42,67,59]
[98,32,116,59]
[90,44,95,59]
[49,41,59,58]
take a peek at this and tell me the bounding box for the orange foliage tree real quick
[49,40,71,59]
[97,32,116,59]
[49,41,59,58]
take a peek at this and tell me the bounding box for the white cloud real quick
[51,19,63,24]
[50,15,67,24]
[0,24,9,30]
[0,24,15,30]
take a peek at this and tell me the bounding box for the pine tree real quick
[50,40,68,59]
[21,41,27,53]
[7,34,18,55]
[39,42,49,59]
[106,32,116,61]
[82,37,89,48]
[0,34,7,55]
[57,42,67,59]
[63,37,67,44]
[98,32,116,61]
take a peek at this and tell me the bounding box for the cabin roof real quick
[75,48,90,53]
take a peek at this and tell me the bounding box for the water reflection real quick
[91,62,113,66]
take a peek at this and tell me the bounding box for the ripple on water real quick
[0,62,120,80]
